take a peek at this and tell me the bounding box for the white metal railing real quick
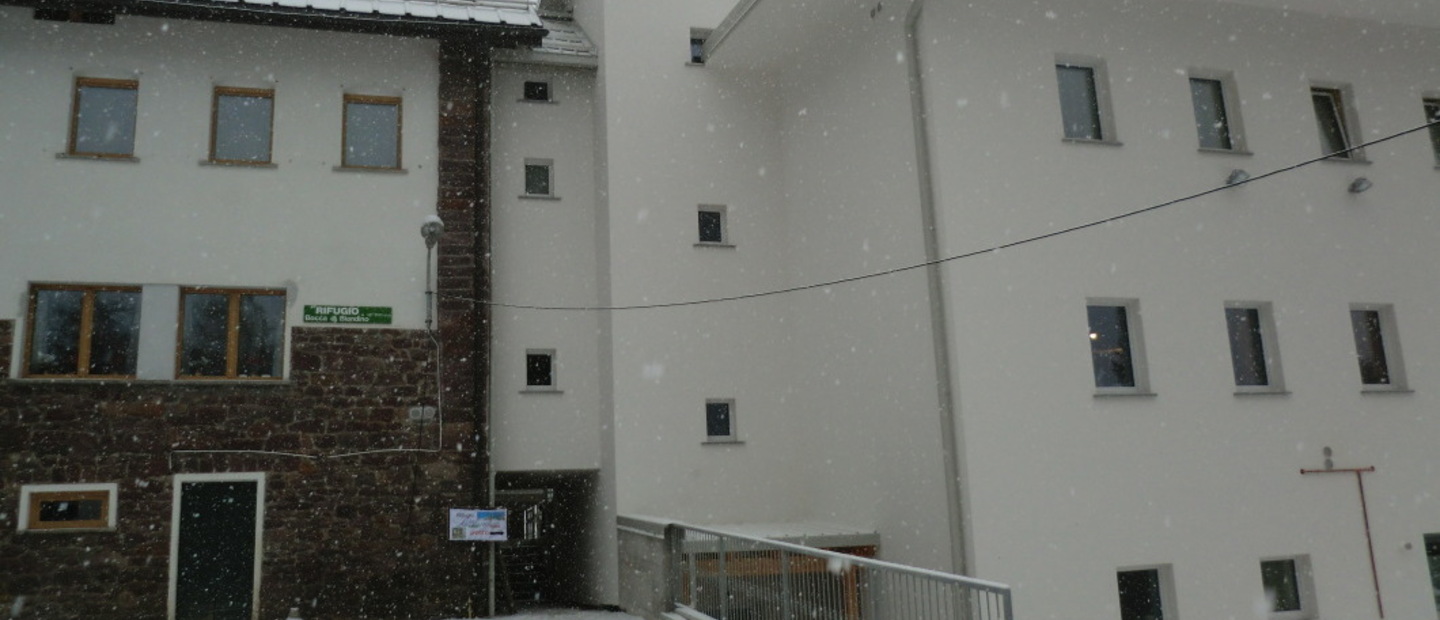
[667,524,1013,620]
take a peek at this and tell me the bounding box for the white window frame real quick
[1188,69,1248,153]
[1311,83,1365,161]
[522,348,559,392]
[1225,301,1285,394]
[704,398,739,443]
[17,482,119,532]
[696,204,732,247]
[1115,564,1177,620]
[688,28,712,65]
[1055,54,1120,145]
[521,157,557,199]
[1350,303,1407,391]
[1259,555,1317,620]
[1087,298,1151,396]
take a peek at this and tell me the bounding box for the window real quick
[1425,534,1440,614]
[1423,99,1440,164]
[179,288,285,379]
[342,94,401,169]
[68,77,138,157]
[1190,74,1245,151]
[1312,86,1360,160]
[689,28,712,64]
[1116,566,1174,620]
[523,158,554,197]
[24,284,141,378]
[697,204,729,245]
[19,483,118,532]
[1226,302,1284,391]
[705,399,737,442]
[525,349,555,389]
[523,80,551,102]
[1260,557,1315,620]
[1055,58,1115,142]
[1087,300,1148,393]
[211,87,274,164]
[1350,304,1406,389]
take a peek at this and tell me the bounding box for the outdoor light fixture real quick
[1225,169,1251,186]
[422,215,445,331]
[1348,177,1373,194]
[422,215,444,249]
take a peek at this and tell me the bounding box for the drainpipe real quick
[905,0,969,576]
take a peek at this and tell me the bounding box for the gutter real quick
[905,0,969,576]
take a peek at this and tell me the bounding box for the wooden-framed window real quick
[342,94,402,169]
[24,283,141,378]
[178,288,286,380]
[19,483,118,532]
[68,77,139,158]
[211,86,274,164]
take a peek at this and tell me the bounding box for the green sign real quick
[303,305,393,325]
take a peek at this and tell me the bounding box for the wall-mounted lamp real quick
[1348,177,1373,194]
[422,215,445,331]
[1225,169,1251,186]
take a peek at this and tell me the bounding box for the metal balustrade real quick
[667,524,1013,620]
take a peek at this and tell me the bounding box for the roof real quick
[209,0,542,27]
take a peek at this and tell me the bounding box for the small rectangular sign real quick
[302,305,393,325]
[449,508,508,542]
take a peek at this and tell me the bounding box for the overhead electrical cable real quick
[452,118,1440,312]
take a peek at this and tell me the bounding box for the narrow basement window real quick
[19,483,119,532]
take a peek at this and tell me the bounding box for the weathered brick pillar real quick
[438,37,494,614]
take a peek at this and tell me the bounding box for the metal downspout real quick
[905,0,968,576]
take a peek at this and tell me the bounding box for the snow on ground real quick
[449,608,643,620]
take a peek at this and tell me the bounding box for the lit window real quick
[19,483,118,532]
[524,158,553,197]
[525,350,555,389]
[1312,86,1360,160]
[1226,303,1283,391]
[1055,58,1115,142]
[1260,557,1315,620]
[211,87,274,164]
[1117,567,1174,620]
[523,80,551,102]
[1423,99,1440,164]
[697,204,729,245]
[179,288,286,380]
[1190,76,1237,151]
[705,399,736,442]
[1350,305,1406,389]
[24,284,141,378]
[68,77,138,157]
[342,94,401,169]
[1087,300,1148,392]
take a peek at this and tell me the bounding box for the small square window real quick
[342,94,402,169]
[1116,566,1174,620]
[1260,557,1315,620]
[526,350,555,388]
[1055,57,1115,142]
[1311,86,1361,160]
[179,288,286,380]
[524,159,554,197]
[1190,75,1241,151]
[705,399,736,442]
[697,205,728,245]
[523,81,551,102]
[68,77,138,157]
[25,284,141,378]
[1423,99,1440,164]
[211,87,274,164]
[1087,300,1149,393]
[19,483,118,532]
[1226,302,1284,392]
[1350,304,1406,389]
[689,28,711,64]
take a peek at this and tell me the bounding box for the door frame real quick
[167,472,266,620]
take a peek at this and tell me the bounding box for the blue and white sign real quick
[448,508,508,541]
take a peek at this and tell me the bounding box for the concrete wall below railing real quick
[617,515,674,620]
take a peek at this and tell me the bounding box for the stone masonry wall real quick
[0,326,482,619]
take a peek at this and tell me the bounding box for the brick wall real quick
[0,326,480,619]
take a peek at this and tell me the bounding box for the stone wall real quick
[0,326,482,619]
